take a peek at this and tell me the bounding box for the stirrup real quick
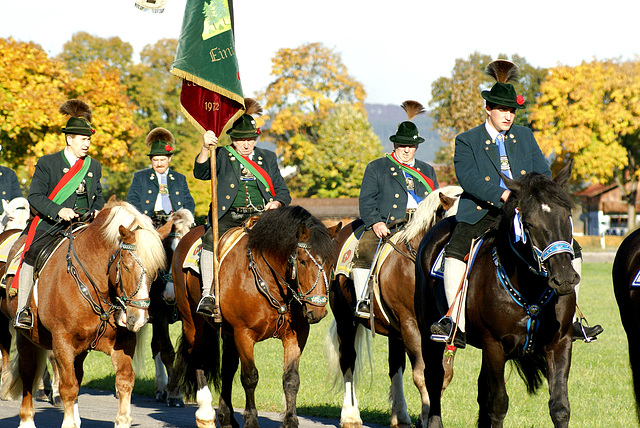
[196,295,221,323]
[354,299,370,318]
[14,309,33,330]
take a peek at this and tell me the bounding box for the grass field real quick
[82,261,638,427]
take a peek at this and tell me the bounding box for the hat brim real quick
[481,91,525,109]
[62,127,94,136]
[390,135,424,145]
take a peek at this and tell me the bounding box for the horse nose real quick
[305,308,327,324]
[549,267,580,296]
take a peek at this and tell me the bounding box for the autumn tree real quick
[259,43,370,196]
[58,32,133,76]
[531,59,640,230]
[290,104,382,197]
[429,52,546,184]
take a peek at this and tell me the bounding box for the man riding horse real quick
[354,100,438,317]
[430,59,603,348]
[193,98,291,320]
[13,99,105,329]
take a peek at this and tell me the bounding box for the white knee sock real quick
[200,248,214,297]
[443,257,467,332]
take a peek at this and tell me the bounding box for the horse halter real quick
[107,241,150,311]
[287,241,330,307]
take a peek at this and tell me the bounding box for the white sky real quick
[1,0,639,105]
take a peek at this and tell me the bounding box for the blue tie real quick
[495,133,512,188]
[159,174,172,214]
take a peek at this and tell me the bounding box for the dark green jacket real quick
[454,123,550,224]
[126,168,195,216]
[28,150,105,231]
[359,156,438,227]
[193,146,291,220]
[0,166,23,214]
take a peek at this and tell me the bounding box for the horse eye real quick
[299,259,307,266]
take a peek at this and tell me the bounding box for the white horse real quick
[0,197,29,232]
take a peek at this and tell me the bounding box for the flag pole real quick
[209,142,221,323]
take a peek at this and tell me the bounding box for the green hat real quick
[62,117,95,136]
[146,127,175,157]
[390,121,424,145]
[60,100,94,136]
[227,114,261,140]
[481,82,525,110]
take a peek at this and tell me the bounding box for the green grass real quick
[82,262,639,427]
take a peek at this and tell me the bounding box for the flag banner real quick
[171,0,244,135]
[135,0,167,13]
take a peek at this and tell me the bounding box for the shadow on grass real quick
[297,405,391,426]
[83,375,156,397]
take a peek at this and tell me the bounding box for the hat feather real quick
[145,127,175,147]
[401,100,426,121]
[59,99,92,123]
[485,59,519,84]
[244,98,263,117]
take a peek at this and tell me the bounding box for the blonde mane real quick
[100,200,166,275]
[169,208,194,238]
[396,185,463,243]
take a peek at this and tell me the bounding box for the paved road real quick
[0,387,384,428]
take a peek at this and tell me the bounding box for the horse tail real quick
[511,353,547,394]
[323,318,371,390]
[133,323,152,375]
[171,324,221,400]
[0,330,48,400]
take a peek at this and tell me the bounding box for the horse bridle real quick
[107,241,151,310]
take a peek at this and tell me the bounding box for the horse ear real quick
[1,199,7,211]
[439,193,456,211]
[119,224,134,242]
[297,223,310,242]
[327,222,342,239]
[554,159,573,187]
[502,172,521,193]
[108,194,117,203]
[157,219,174,240]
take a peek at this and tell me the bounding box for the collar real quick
[484,120,506,142]
[63,147,81,166]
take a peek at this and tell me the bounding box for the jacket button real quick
[148,190,152,194]
[485,176,490,181]
[392,204,397,209]
[509,134,515,139]
[225,195,230,199]
[144,210,148,214]
[178,202,182,205]
[477,206,482,210]
[176,191,180,195]
[390,216,395,221]
[145,200,150,204]
[485,140,491,145]
[395,193,399,198]
[222,206,226,211]
[521,170,526,175]
[230,184,235,188]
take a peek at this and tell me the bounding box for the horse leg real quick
[219,335,240,428]
[477,345,508,428]
[388,337,411,428]
[234,333,259,428]
[0,312,12,385]
[51,338,82,428]
[421,336,445,428]
[194,368,216,428]
[48,352,63,407]
[281,324,310,428]
[16,334,44,428]
[111,339,136,428]
[546,339,572,427]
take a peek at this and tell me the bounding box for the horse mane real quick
[503,172,573,218]
[169,208,194,237]
[396,185,463,243]
[100,200,166,274]
[247,205,337,265]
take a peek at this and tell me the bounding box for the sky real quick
[2,0,640,106]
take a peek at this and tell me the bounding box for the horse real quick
[0,199,169,428]
[170,205,340,428]
[324,185,461,428]
[0,197,30,232]
[612,228,640,423]
[416,164,579,428]
[148,208,193,407]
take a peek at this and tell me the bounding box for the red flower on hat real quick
[256,128,261,135]
[165,144,173,152]
[516,95,525,105]
[91,129,95,134]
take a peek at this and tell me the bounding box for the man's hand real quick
[264,201,282,210]
[197,131,218,163]
[58,207,78,222]
[372,221,390,238]
[501,189,511,202]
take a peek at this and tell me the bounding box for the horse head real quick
[501,161,579,295]
[1,197,29,232]
[158,209,194,303]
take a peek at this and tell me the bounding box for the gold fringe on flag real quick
[135,0,167,13]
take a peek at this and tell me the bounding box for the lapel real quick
[148,169,160,189]
[387,157,407,190]
[481,127,501,173]
[504,130,518,169]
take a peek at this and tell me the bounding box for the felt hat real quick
[227,98,263,140]
[389,100,426,145]
[60,100,95,136]
[146,128,176,157]
[481,60,525,109]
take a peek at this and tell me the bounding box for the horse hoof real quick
[167,397,185,407]
[156,391,168,403]
[35,389,50,402]
[52,395,63,407]
[196,418,216,428]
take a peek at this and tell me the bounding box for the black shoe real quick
[355,300,370,318]
[430,317,466,348]
[196,295,219,320]
[572,321,603,342]
[14,309,33,330]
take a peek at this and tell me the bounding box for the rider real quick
[430,59,603,348]
[13,99,106,329]
[354,100,438,317]
[127,127,195,227]
[193,98,291,320]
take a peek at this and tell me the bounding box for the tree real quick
[429,52,546,184]
[530,59,640,230]
[58,32,133,76]
[290,104,382,197]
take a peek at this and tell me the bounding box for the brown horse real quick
[324,186,461,428]
[416,165,578,428]
[170,205,340,428]
[0,199,168,428]
[612,228,640,423]
[147,208,193,407]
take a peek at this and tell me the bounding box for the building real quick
[576,183,639,236]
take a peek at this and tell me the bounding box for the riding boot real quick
[430,257,467,348]
[196,248,221,322]
[571,257,603,342]
[352,268,371,318]
[14,263,35,330]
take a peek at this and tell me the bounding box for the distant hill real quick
[365,103,442,163]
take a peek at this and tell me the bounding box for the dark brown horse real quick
[324,186,461,428]
[0,200,167,428]
[147,208,193,407]
[170,205,340,428]
[612,228,640,423]
[416,165,579,428]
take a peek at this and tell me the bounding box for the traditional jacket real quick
[28,150,105,232]
[359,156,438,227]
[0,166,23,214]
[193,146,291,220]
[126,167,195,216]
[454,123,551,225]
